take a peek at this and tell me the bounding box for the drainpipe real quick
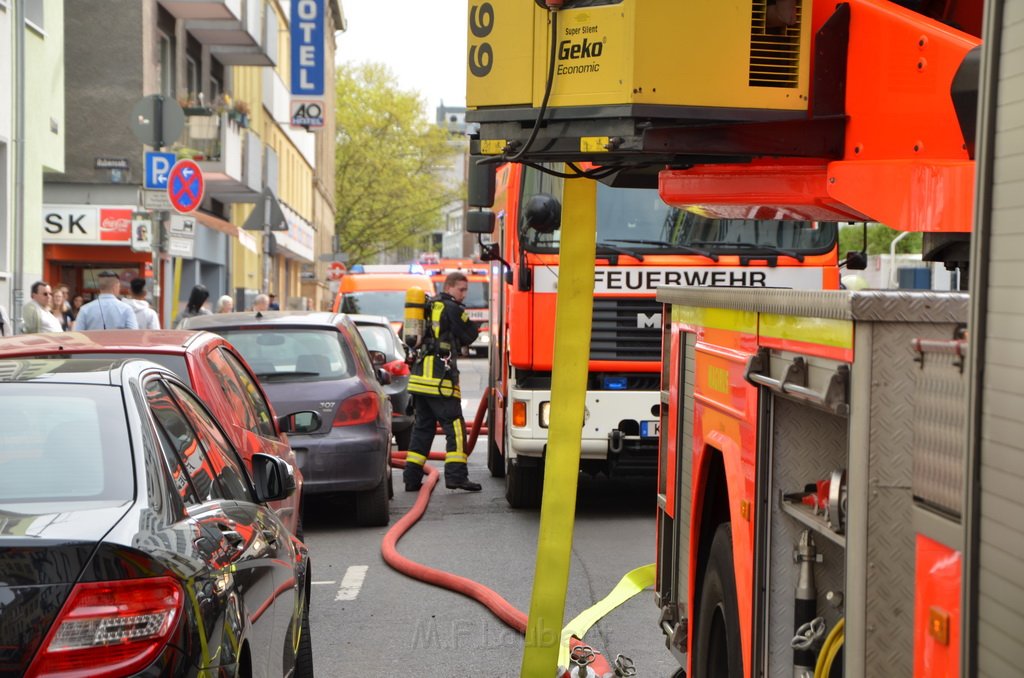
[889,231,910,289]
[12,0,26,328]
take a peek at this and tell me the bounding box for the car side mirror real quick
[278,410,322,434]
[376,367,392,385]
[251,453,297,503]
[467,155,496,207]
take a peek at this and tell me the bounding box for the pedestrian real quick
[403,271,483,492]
[216,295,234,313]
[173,284,212,328]
[125,278,160,330]
[74,272,138,330]
[50,288,73,331]
[251,293,271,312]
[69,294,85,325]
[268,293,280,310]
[0,303,12,337]
[21,281,64,334]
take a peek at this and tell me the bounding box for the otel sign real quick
[167,159,205,214]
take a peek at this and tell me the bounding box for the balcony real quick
[159,0,275,66]
[174,113,262,203]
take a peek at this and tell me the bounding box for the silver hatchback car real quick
[184,312,393,526]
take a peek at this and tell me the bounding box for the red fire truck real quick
[465,0,1007,675]
[475,161,839,508]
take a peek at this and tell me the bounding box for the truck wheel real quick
[693,523,743,678]
[487,392,505,478]
[505,456,542,509]
[355,476,390,527]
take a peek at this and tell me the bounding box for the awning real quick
[193,210,258,254]
[275,204,316,263]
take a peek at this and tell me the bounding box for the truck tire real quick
[692,523,743,678]
[487,392,505,478]
[505,456,542,509]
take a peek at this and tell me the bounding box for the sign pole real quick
[262,191,273,295]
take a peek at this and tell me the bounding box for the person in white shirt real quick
[74,271,139,330]
[21,281,64,334]
[125,278,161,330]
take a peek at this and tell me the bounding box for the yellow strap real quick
[558,564,656,668]
[405,451,427,466]
[453,418,465,456]
[520,172,597,676]
[445,452,468,463]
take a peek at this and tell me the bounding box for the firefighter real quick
[404,271,483,492]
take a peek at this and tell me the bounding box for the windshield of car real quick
[356,324,401,360]
[217,329,355,381]
[27,352,190,383]
[0,385,133,502]
[340,291,406,322]
[432,280,489,308]
[518,165,837,255]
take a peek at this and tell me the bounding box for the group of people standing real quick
[0,276,282,336]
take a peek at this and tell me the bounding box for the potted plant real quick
[180,94,214,117]
[231,99,251,128]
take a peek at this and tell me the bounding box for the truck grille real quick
[590,298,663,362]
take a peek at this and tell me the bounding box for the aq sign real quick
[290,0,326,128]
[167,159,204,214]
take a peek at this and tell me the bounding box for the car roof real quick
[347,313,392,327]
[182,310,352,331]
[0,330,213,356]
[0,357,165,386]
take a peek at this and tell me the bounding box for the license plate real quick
[641,420,659,437]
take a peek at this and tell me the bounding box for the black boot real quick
[446,479,481,491]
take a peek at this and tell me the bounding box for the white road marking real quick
[335,565,369,601]
[312,580,337,586]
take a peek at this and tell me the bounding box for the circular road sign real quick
[328,261,346,281]
[167,159,205,214]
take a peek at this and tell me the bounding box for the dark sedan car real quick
[0,358,314,678]
[183,312,393,526]
[348,313,413,450]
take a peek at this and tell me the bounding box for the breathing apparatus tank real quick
[403,287,427,348]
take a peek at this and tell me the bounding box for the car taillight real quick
[333,392,379,427]
[26,577,183,678]
[382,359,410,377]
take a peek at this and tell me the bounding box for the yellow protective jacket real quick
[408,293,480,398]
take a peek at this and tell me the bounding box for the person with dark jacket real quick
[403,272,482,492]
[173,285,213,328]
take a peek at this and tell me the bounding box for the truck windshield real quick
[519,166,837,256]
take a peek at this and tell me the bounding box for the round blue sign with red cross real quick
[167,159,205,214]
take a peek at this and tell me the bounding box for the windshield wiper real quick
[255,370,321,379]
[595,241,645,262]
[687,241,806,262]
[605,239,719,262]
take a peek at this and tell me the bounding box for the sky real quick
[335,0,468,117]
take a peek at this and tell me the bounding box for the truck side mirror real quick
[466,209,496,234]
[467,156,496,208]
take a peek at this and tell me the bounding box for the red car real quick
[0,330,315,536]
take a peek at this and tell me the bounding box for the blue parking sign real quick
[145,151,177,190]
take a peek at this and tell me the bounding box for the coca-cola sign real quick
[99,208,132,242]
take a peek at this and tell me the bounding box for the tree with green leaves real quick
[334,63,462,264]
[839,222,922,258]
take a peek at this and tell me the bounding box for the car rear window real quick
[356,324,400,360]
[28,352,190,384]
[218,329,355,381]
[0,384,133,502]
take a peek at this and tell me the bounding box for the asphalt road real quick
[302,356,680,676]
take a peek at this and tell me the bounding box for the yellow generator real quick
[466,0,815,168]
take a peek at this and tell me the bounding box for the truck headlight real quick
[539,401,550,428]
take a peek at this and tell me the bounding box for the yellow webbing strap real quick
[520,173,597,676]
[558,564,656,668]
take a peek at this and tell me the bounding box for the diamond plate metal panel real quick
[912,346,967,517]
[766,397,848,678]
[674,333,696,615]
[655,288,968,323]
[863,321,962,676]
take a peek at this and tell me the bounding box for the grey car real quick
[348,314,414,450]
[183,312,393,526]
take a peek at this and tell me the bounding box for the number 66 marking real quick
[468,3,494,77]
